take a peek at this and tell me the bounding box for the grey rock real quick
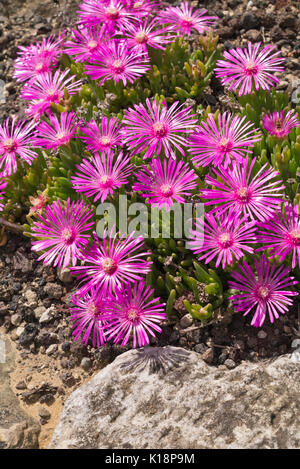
[38,408,50,419]
[50,347,300,449]
[39,305,56,324]
[57,267,73,284]
[24,290,38,309]
[257,330,267,339]
[224,359,236,370]
[45,344,58,356]
[10,313,22,326]
[179,314,193,329]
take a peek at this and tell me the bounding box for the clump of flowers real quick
[1,0,299,353]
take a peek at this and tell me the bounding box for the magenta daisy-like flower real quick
[71,150,133,203]
[31,198,94,270]
[33,112,79,150]
[0,179,7,212]
[14,35,63,82]
[104,281,166,348]
[80,117,123,153]
[229,256,298,327]
[123,18,174,52]
[0,117,38,176]
[123,98,197,159]
[215,42,285,96]
[70,286,108,347]
[201,157,285,221]
[189,209,256,269]
[256,203,300,269]
[71,229,152,294]
[21,70,82,118]
[158,2,217,36]
[77,0,136,32]
[64,26,105,62]
[133,158,198,210]
[189,112,261,168]
[262,110,300,139]
[125,0,160,16]
[85,40,150,86]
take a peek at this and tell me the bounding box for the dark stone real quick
[18,323,39,346]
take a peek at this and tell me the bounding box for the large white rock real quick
[50,346,300,449]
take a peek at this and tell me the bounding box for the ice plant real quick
[158,2,217,36]
[14,35,63,82]
[133,158,198,210]
[189,112,261,168]
[104,281,166,348]
[262,110,300,139]
[189,209,257,269]
[256,203,300,269]
[70,229,152,294]
[123,98,197,159]
[0,117,38,176]
[229,256,298,327]
[77,0,137,32]
[0,179,7,212]
[71,150,133,203]
[123,17,174,52]
[34,112,79,150]
[31,198,94,269]
[215,42,285,96]
[85,40,150,86]
[64,26,105,62]
[21,70,82,118]
[80,117,123,153]
[201,158,285,221]
[70,287,108,347]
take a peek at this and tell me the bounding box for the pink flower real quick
[123,17,174,52]
[201,158,285,221]
[262,110,300,139]
[123,98,197,159]
[189,112,261,168]
[64,26,105,62]
[229,256,298,327]
[0,178,7,212]
[14,35,63,82]
[71,150,133,203]
[31,198,94,269]
[256,203,300,269]
[80,116,123,153]
[133,158,198,210]
[189,209,257,269]
[21,70,82,118]
[0,117,38,176]
[70,229,152,294]
[104,281,166,348]
[215,42,285,96]
[77,0,136,32]
[70,286,108,347]
[158,1,217,35]
[34,112,79,150]
[85,40,150,85]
